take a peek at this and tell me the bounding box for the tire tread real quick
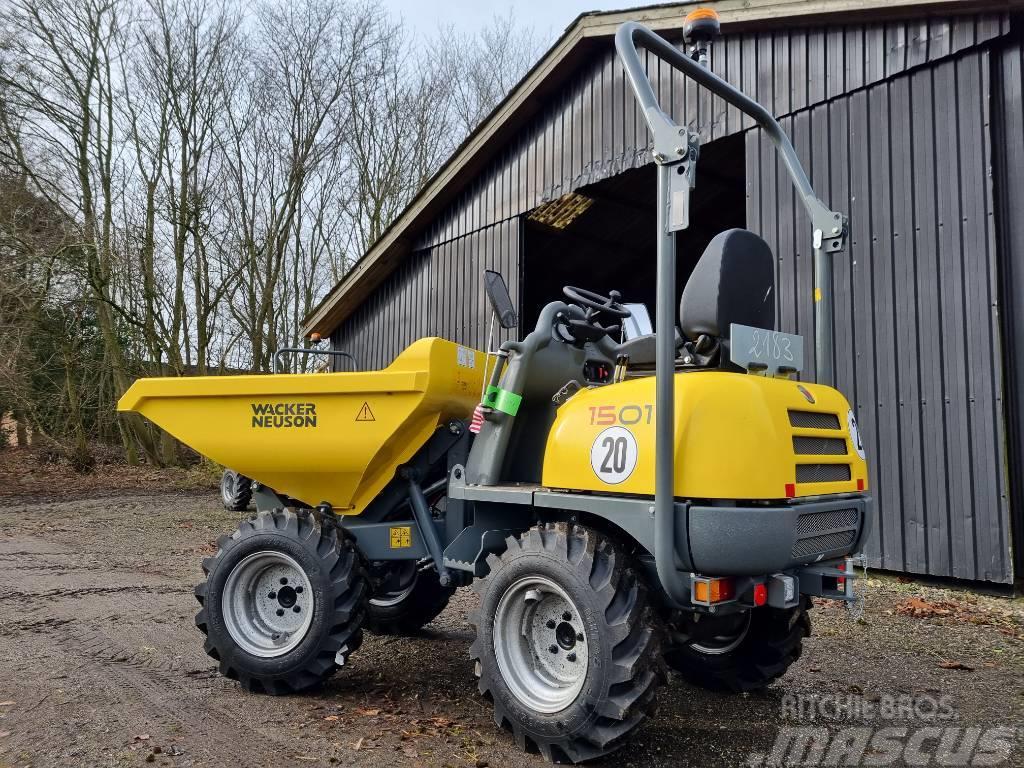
[194,508,367,694]
[665,597,811,693]
[469,522,665,763]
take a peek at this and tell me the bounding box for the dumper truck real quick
[118,12,870,763]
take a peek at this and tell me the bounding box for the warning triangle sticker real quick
[355,402,375,422]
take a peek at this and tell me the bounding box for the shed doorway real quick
[520,132,746,333]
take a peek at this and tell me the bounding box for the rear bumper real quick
[681,494,871,576]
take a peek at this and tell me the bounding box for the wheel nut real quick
[562,611,572,621]
[567,652,577,662]
[280,577,288,585]
[576,632,584,642]
[276,608,284,617]
[546,619,556,629]
[295,586,303,594]
[548,645,558,654]
[268,591,277,600]
[292,606,301,613]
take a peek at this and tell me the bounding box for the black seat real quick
[616,228,775,367]
[679,228,775,341]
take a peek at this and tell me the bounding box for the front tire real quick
[470,523,664,763]
[195,509,368,694]
[664,597,811,693]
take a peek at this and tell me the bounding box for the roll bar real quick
[614,21,849,605]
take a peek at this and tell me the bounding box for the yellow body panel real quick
[542,372,868,500]
[117,338,484,513]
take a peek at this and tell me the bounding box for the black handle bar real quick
[272,348,359,374]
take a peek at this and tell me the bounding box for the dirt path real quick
[0,490,1022,767]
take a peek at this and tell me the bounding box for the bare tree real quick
[123,0,242,372]
[432,10,544,137]
[0,0,543,466]
[0,0,164,464]
[0,130,94,465]
[222,0,385,371]
[340,26,454,259]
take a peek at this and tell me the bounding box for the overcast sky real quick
[383,1,652,42]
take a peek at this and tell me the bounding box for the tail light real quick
[753,583,768,607]
[692,576,735,606]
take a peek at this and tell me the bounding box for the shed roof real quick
[303,0,1018,337]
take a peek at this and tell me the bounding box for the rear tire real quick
[664,597,811,693]
[365,563,455,635]
[195,509,368,694]
[221,470,252,512]
[470,523,665,763]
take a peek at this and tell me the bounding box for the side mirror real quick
[484,270,518,329]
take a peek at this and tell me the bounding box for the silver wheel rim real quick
[493,576,588,713]
[221,473,235,506]
[222,551,315,658]
[690,611,752,655]
[369,563,419,608]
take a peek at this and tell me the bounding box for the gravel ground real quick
[0,487,1022,768]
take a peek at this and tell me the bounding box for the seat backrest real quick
[679,228,775,340]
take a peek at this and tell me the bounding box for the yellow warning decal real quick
[814,287,822,302]
[389,526,412,549]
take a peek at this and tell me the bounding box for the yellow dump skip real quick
[118,338,484,513]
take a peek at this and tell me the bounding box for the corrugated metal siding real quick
[993,34,1024,580]
[334,14,1007,364]
[332,219,520,369]
[747,48,1012,582]
[415,14,1007,250]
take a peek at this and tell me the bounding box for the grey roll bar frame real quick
[272,348,359,374]
[614,21,849,604]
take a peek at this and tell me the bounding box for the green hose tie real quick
[484,385,522,416]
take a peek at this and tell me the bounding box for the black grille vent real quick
[792,530,857,558]
[796,508,859,535]
[789,410,841,430]
[796,463,851,483]
[793,436,848,455]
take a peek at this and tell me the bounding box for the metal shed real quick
[304,0,1024,585]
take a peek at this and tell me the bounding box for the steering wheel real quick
[562,286,631,319]
[556,286,631,345]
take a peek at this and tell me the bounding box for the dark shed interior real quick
[521,134,746,331]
